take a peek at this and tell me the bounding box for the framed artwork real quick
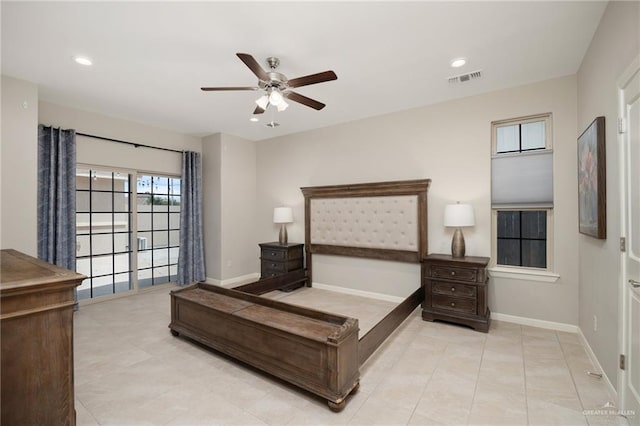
[578,116,606,239]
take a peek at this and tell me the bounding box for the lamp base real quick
[451,228,466,258]
[279,224,288,245]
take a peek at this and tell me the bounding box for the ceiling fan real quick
[201,53,337,115]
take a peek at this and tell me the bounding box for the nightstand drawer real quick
[431,294,476,315]
[430,265,477,282]
[262,249,286,261]
[432,281,476,298]
[262,261,286,274]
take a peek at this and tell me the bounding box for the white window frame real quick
[489,113,559,283]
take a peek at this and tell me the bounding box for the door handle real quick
[630,279,640,288]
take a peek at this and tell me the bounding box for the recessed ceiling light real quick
[74,56,93,66]
[250,117,259,122]
[450,58,466,68]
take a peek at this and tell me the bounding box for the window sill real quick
[488,266,560,283]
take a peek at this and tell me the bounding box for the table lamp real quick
[444,203,475,258]
[273,207,293,245]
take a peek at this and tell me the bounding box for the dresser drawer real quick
[429,265,477,282]
[431,294,476,315]
[432,281,476,298]
[262,249,287,261]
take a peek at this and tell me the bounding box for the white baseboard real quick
[491,312,579,333]
[312,282,405,303]
[577,328,618,402]
[205,273,260,288]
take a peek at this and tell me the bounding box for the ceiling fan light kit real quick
[201,53,337,116]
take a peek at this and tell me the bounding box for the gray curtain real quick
[37,125,77,271]
[177,151,206,285]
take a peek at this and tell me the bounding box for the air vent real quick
[448,69,482,84]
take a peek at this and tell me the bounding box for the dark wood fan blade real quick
[237,53,269,81]
[287,71,337,88]
[284,91,326,110]
[253,105,266,115]
[201,87,258,91]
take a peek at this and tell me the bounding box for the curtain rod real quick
[76,132,183,154]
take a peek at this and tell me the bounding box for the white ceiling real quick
[1,1,607,141]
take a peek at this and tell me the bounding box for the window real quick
[136,175,181,288]
[76,168,133,300]
[491,114,554,272]
[75,168,181,301]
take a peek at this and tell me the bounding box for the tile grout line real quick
[520,325,530,426]
[465,330,489,425]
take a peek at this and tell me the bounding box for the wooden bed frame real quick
[169,179,431,411]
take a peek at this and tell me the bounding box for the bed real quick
[169,179,431,411]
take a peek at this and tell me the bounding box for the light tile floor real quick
[74,285,629,426]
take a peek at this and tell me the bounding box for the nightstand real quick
[421,254,490,332]
[259,242,304,280]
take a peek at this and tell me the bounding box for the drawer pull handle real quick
[450,302,456,307]
[451,271,456,276]
[451,287,456,292]
[271,263,276,267]
[271,253,276,256]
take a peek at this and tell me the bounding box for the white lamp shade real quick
[255,95,269,110]
[444,204,475,227]
[273,207,293,224]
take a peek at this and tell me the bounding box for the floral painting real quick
[578,116,606,239]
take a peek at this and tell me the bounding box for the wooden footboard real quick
[169,282,360,410]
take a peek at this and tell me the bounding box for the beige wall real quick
[201,133,257,282]
[257,75,579,323]
[202,133,222,279]
[39,101,201,175]
[1,76,39,256]
[577,0,640,390]
[220,134,257,280]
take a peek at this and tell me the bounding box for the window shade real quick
[491,150,553,208]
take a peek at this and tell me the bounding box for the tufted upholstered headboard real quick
[300,179,431,283]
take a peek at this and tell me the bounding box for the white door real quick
[620,56,640,425]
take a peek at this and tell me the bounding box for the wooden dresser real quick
[421,253,490,332]
[259,242,304,279]
[1,249,85,426]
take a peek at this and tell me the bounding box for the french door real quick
[75,167,181,301]
[619,56,640,424]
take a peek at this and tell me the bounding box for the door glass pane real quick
[91,192,112,212]
[153,231,169,248]
[152,248,169,267]
[114,233,130,253]
[138,268,153,289]
[76,235,90,257]
[169,230,180,247]
[153,266,170,284]
[77,279,91,300]
[114,272,131,294]
[169,213,180,229]
[114,252,130,273]
[91,234,113,255]
[113,192,130,212]
[76,169,91,190]
[153,213,169,230]
[138,213,152,231]
[76,192,90,212]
